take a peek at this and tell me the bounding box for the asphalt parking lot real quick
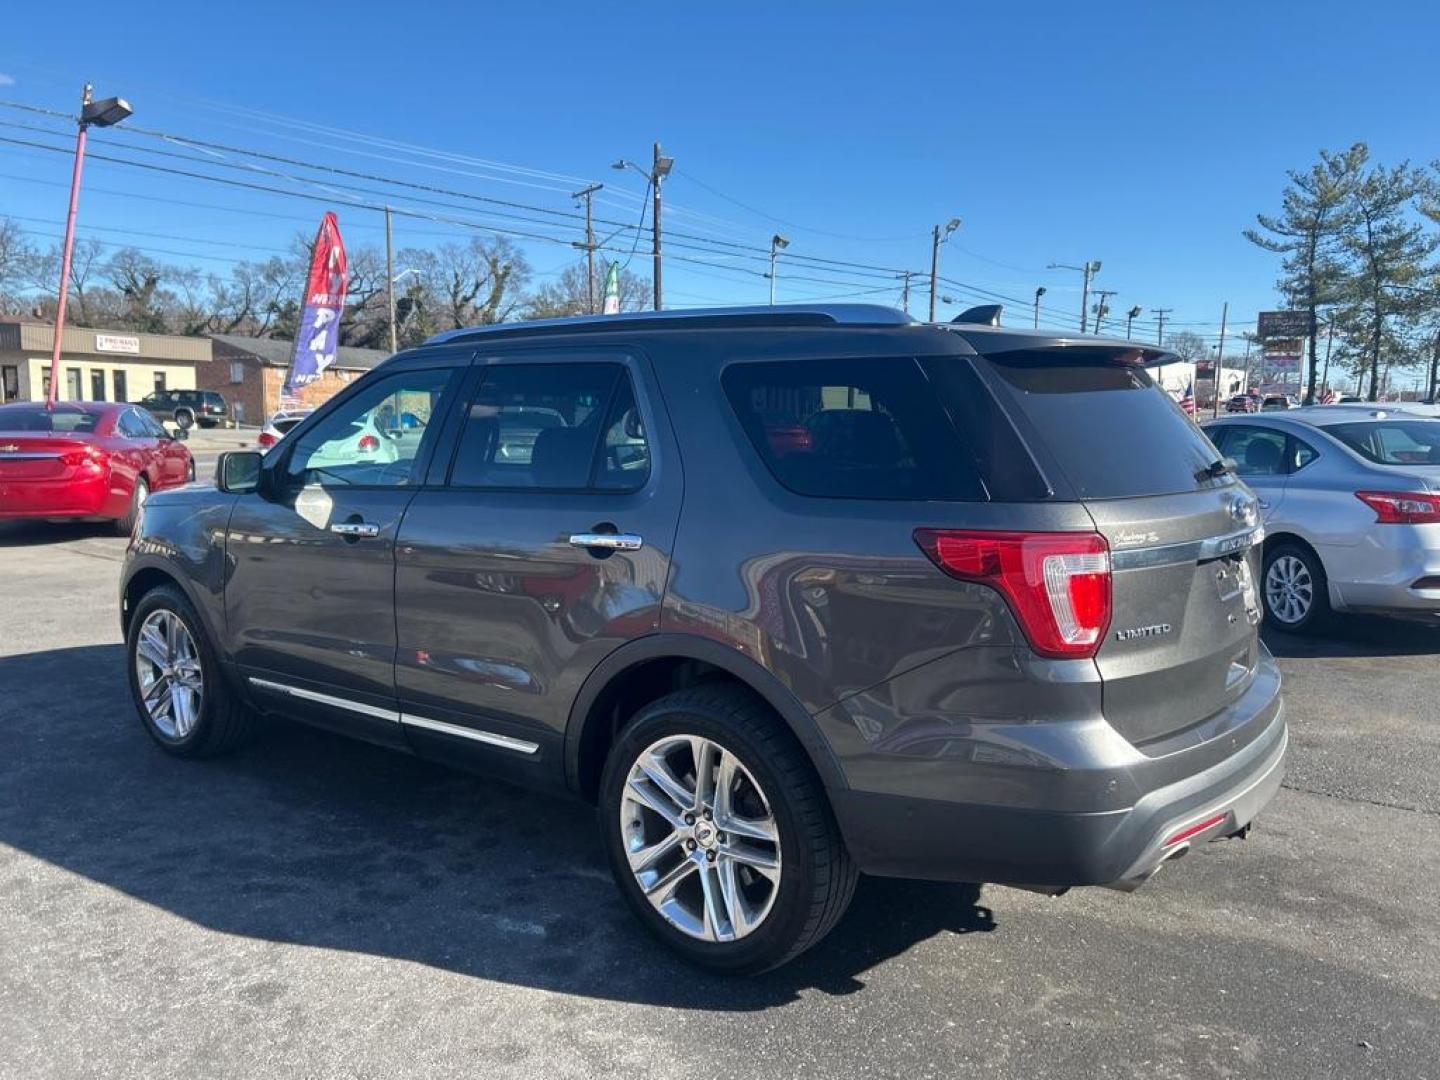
[1,522,1437,1080]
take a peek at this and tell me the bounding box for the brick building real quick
[200,335,389,425]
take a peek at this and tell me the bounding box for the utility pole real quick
[1091,289,1116,336]
[570,183,603,314]
[385,206,397,353]
[1034,286,1046,328]
[1125,305,1142,339]
[1212,301,1229,418]
[1151,307,1172,346]
[1320,317,1335,398]
[928,218,961,321]
[900,272,912,314]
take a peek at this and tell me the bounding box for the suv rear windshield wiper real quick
[1195,457,1234,483]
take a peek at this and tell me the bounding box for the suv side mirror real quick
[217,451,264,494]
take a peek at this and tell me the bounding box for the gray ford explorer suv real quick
[120,304,1286,974]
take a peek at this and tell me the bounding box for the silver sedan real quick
[1202,407,1440,631]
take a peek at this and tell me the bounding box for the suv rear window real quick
[977,349,1229,499]
[722,357,986,500]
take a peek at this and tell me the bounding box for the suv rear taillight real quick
[1355,491,1440,524]
[914,529,1112,658]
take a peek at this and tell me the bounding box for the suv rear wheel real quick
[599,685,856,974]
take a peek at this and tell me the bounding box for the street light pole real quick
[1033,286,1046,329]
[767,234,789,305]
[1125,305,1142,340]
[928,218,960,321]
[1047,260,1101,333]
[46,84,132,408]
[651,142,670,311]
[613,146,672,312]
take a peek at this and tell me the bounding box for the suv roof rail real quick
[422,303,915,346]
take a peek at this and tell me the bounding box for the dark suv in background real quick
[139,388,228,429]
[119,305,1285,973]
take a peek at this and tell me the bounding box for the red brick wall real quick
[197,349,366,425]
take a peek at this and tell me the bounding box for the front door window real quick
[285,368,455,489]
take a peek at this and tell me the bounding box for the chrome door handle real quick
[330,521,380,538]
[568,532,643,551]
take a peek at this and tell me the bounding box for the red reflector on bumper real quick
[1164,812,1229,847]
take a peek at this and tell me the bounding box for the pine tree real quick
[1245,145,1363,404]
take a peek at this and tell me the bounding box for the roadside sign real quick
[1257,311,1310,339]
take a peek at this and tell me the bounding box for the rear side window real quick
[1327,420,1440,465]
[722,357,986,500]
[450,362,649,492]
[978,349,1228,499]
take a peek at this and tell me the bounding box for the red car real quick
[0,401,194,533]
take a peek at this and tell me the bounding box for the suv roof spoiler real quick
[944,322,1173,363]
[423,304,916,346]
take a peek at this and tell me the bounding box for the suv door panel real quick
[394,352,682,781]
[225,361,464,742]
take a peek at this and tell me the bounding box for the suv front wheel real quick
[126,584,258,757]
[599,686,856,974]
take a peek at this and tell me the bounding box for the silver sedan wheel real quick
[620,735,782,943]
[1265,554,1313,625]
[134,609,204,739]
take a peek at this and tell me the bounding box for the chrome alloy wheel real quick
[620,735,782,943]
[1265,553,1313,625]
[134,609,204,739]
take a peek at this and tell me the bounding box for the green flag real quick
[602,262,621,315]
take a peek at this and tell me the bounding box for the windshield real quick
[1327,420,1440,465]
[0,407,100,433]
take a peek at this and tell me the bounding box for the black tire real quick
[186,457,196,483]
[173,408,195,431]
[1262,541,1331,633]
[113,476,148,536]
[599,685,857,974]
[125,583,259,758]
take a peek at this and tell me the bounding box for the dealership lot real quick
[1,525,1437,1080]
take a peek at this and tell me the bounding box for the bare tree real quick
[526,260,651,320]
[1166,330,1208,362]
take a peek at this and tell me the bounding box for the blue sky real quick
[2,0,1437,344]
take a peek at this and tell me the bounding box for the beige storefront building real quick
[0,321,211,405]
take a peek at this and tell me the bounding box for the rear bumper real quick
[0,474,113,519]
[828,652,1286,889]
[1326,528,1440,616]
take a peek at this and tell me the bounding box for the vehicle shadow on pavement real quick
[0,521,122,547]
[1262,615,1440,659]
[0,644,996,1010]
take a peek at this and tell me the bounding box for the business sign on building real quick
[95,333,141,354]
[1257,311,1310,339]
